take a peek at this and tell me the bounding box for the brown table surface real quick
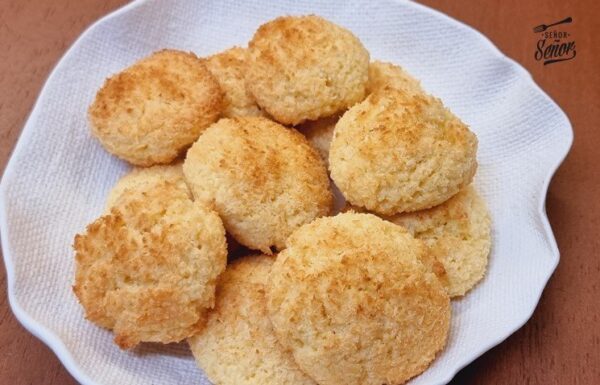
[1,0,598,384]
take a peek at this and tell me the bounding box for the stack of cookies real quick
[74,14,491,385]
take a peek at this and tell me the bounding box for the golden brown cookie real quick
[189,255,316,385]
[73,181,227,348]
[183,117,332,254]
[390,185,492,297]
[89,49,224,166]
[341,203,450,288]
[105,163,187,210]
[266,212,451,385]
[297,116,338,169]
[366,60,423,95]
[329,88,478,215]
[205,47,264,118]
[297,61,424,171]
[246,15,369,125]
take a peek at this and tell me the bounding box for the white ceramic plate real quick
[0,0,572,384]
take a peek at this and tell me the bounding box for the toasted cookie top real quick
[105,163,187,210]
[89,49,224,166]
[183,117,332,254]
[266,212,450,385]
[390,185,492,297]
[189,255,316,385]
[205,47,264,118]
[329,88,478,215]
[296,60,425,170]
[246,15,369,125]
[366,60,423,95]
[73,182,227,348]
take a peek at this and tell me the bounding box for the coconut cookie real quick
[246,15,369,125]
[189,255,316,385]
[297,115,338,169]
[105,163,187,210]
[89,49,224,166]
[390,185,492,297]
[266,212,450,385]
[329,88,478,215]
[366,60,423,95]
[297,59,425,170]
[205,47,264,118]
[183,117,332,254]
[73,181,227,348]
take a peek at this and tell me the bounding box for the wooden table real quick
[0,0,598,384]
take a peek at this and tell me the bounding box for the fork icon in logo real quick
[532,17,572,33]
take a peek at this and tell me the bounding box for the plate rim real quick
[0,0,573,384]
